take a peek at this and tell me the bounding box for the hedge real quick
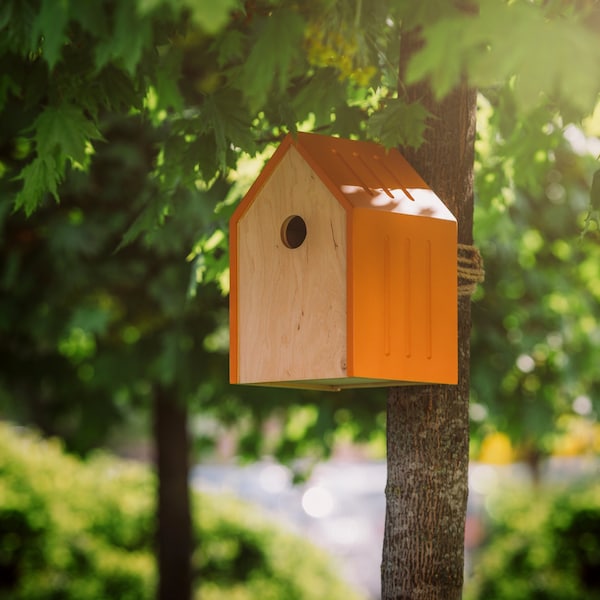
[0,422,362,600]
[465,471,600,600]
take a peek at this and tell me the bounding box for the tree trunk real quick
[154,387,193,600]
[381,28,477,600]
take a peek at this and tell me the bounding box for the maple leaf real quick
[186,0,240,34]
[236,9,305,112]
[200,90,256,169]
[137,0,239,34]
[211,29,246,68]
[291,69,346,128]
[116,192,167,251]
[30,0,68,69]
[34,104,103,167]
[14,155,60,216]
[94,2,152,74]
[367,99,430,149]
[13,105,104,213]
[407,0,600,116]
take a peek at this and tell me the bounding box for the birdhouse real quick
[229,132,457,391]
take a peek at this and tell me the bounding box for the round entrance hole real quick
[281,215,307,249]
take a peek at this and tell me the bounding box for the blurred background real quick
[192,453,600,599]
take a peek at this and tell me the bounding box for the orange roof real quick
[234,132,456,222]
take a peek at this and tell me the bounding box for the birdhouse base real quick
[241,377,438,392]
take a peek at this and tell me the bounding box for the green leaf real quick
[15,105,103,213]
[291,69,346,128]
[187,227,229,297]
[69,305,112,336]
[95,65,142,113]
[116,192,168,251]
[331,104,367,139]
[14,155,60,215]
[366,98,430,149]
[194,134,220,181]
[0,73,20,107]
[0,2,11,30]
[211,29,246,68]
[513,15,600,115]
[0,1,36,56]
[186,0,240,34]
[137,0,239,33]
[95,2,152,74]
[30,0,69,69]
[153,50,184,112]
[405,11,478,99]
[200,90,256,169]
[583,169,600,234]
[34,104,103,167]
[407,0,600,116]
[70,0,109,38]
[236,9,306,111]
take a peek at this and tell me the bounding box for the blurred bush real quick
[465,474,600,600]
[0,422,155,600]
[0,422,362,600]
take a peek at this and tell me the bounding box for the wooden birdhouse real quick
[229,132,457,391]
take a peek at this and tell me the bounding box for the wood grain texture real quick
[237,146,347,383]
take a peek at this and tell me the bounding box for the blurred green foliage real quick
[470,92,600,462]
[465,474,600,599]
[0,422,155,599]
[0,421,362,600]
[1,0,599,474]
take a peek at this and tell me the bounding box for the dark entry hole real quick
[281,215,307,249]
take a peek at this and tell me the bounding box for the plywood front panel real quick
[237,146,348,383]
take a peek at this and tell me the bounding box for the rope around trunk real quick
[458,243,484,297]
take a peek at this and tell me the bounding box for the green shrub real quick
[465,476,600,600]
[195,492,361,600]
[0,423,155,600]
[0,422,362,600]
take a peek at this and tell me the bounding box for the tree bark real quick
[381,29,477,600]
[154,387,193,600]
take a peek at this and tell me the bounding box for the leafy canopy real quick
[1,0,600,461]
[2,0,600,220]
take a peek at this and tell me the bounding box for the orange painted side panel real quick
[349,209,457,384]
